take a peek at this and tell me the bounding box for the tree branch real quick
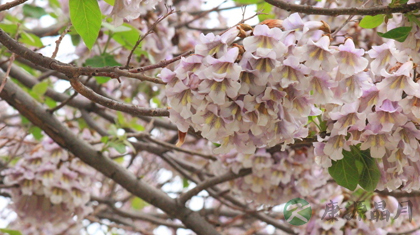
[70,77,169,117]
[0,28,165,84]
[0,72,220,235]
[265,0,420,16]
[178,168,252,205]
[0,0,27,12]
[125,7,176,68]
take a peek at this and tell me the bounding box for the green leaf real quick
[377,26,412,42]
[69,0,102,49]
[30,81,49,101]
[49,0,61,8]
[77,118,88,129]
[359,15,384,29]
[256,2,275,22]
[407,14,420,28]
[70,34,81,46]
[183,178,190,188]
[102,21,131,33]
[95,76,111,84]
[108,124,118,136]
[354,148,380,191]
[103,0,115,5]
[0,23,18,35]
[100,136,109,143]
[151,97,161,107]
[130,120,144,131]
[390,0,409,7]
[23,5,47,18]
[0,229,22,235]
[109,140,126,154]
[84,54,121,67]
[85,54,121,83]
[112,24,146,56]
[29,126,43,140]
[328,150,360,191]
[20,115,30,125]
[20,32,43,47]
[44,97,57,108]
[32,81,48,96]
[123,139,136,153]
[131,197,148,210]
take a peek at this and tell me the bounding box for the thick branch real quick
[0,73,220,235]
[0,28,165,84]
[178,168,252,205]
[0,0,27,12]
[376,189,420,197]
[265,0,420,15]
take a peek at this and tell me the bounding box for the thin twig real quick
[125,6,176,68]
[331,0,372,37]
[188,4,245,15]
[51,25,72,59]
[331,15,355,38]
[128,50,193,73]
[175,1,227,29]
[0,53,14,94]
[48,91,78,113]
[143,135,217,161]
[178,168,252,205]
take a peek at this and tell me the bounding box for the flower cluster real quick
[162,13,360,155]
[110,0,165,26]
[216,146,328,205]
[2,139,94,235]
[164,12,420,194]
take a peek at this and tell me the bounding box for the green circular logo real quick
[284,198,312,226]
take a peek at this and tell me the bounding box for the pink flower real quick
[377,61,419,103]
[295,36,338,72]
[336,39,368,75]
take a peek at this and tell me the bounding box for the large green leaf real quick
[354,148,381,192]
[69,0,102,49]
[256,3,275,22]
[377,26,412,42]
[328,148,360,191]
[359,15,384,29]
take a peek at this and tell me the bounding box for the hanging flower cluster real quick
[162,13,352,155]
[216,146,328,205]
[2,139,94,235]
[163,12,420,194]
